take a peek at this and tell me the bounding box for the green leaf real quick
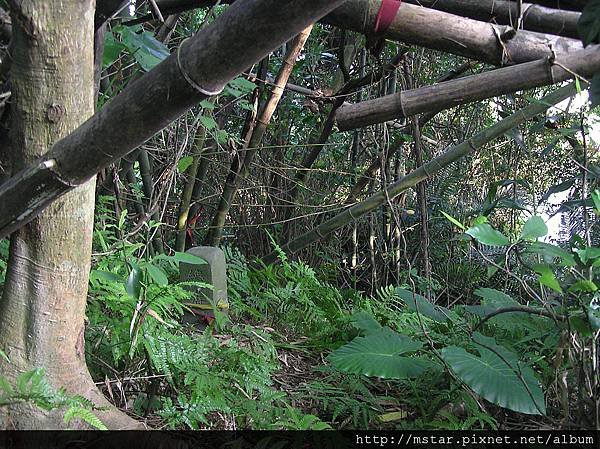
[350,311,382,335]
[0,349,9,363]
[174,252,207,265]
[200,100,216,110]
[145,264,168,287]
[328,329,431,379]
[534,264,562,293]
[102,31,125,68]
[576,247,600,265]
[578,0,600,46]
[568,280,598,293]
[525,242,576,267]
[519,216,548,241]
[495,198,527,211]
[63,406,108,430]
[126,264,142,299]
[466,224,510,246]
[199,116,219,130]
[228,77,257,95]
[120,27,170,71]
[441,334,546,415]
[177,156,194,173]
[396,288,450,322]
[463,288,519,318]
[441,211,466,231]
[592,189,600,213]
[91,270,123,284]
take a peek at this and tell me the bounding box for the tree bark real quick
[0,0,141,429]
[0,0,349,240]
[404,0,580,39]
[336,45,600,131]
[262,82,579,265]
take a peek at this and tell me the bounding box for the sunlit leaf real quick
[466,224,510,246]
[328,329,431,379]
[519,216,547,241]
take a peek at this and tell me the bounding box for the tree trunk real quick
[0,0,140,429]
[262,82,579,264]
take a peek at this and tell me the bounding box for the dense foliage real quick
[0,0,599,431]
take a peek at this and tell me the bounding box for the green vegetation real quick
[0,0,599,432]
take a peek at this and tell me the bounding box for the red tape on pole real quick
[374,0,402,34]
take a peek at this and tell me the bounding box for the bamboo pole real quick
[0,0,348,240]
[324,0,583,66]
[127,1,583,67]
[204,26,313,246]
[404,0,580,39]
[336,45,600,131]
[261,82,580,265]
[175,121,208,252]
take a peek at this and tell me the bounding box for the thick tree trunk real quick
[0,0,348,240]
[336,45,600,131]
[0,0,140,429]
[404,0,580,39]
[262,82,579,264]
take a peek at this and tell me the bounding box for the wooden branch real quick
[261,82,579,265]
[0,0,348,240]
[404,0,580,39]
[336,45,600,131]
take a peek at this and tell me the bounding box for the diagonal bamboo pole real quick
[204,25,313,246]
[261,82,581,265]
[0,0,348,240]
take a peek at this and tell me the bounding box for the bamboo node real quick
[177,38,224,97]
[314,226,326,239]
[43,159,79,188]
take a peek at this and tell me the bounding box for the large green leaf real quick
[173,252,207,265]
[350,311,382,335]
[328,329,430,379]
[145,263,168,287]
[441,334,546,415]
[534,264,562,293]
[519,216,547,241]
[102,31,125,68]
[465,224,510,246]
[396,288,450,322]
